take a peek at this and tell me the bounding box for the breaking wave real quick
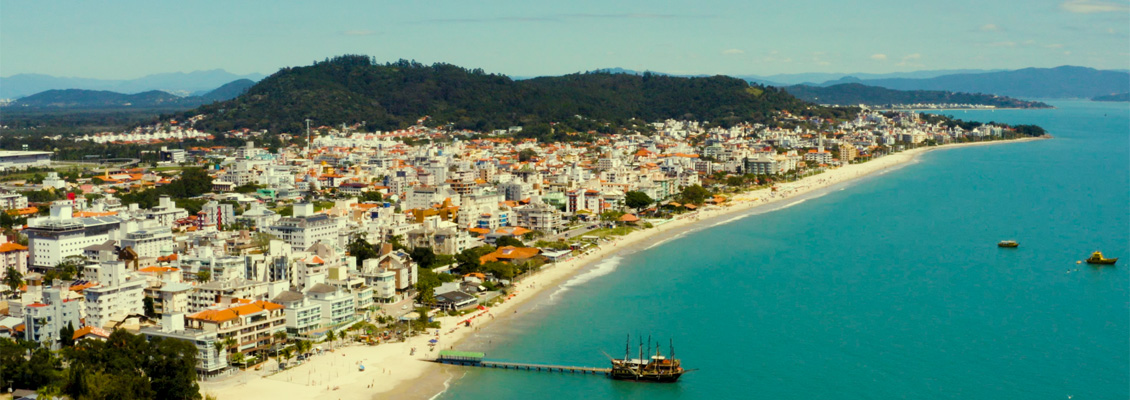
[547,255,622,303]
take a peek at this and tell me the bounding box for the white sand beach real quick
[200,137,1044,400]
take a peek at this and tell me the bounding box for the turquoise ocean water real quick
[439,100,1129,400]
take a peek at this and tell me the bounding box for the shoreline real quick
[875,106,1055,111]
[199,137,1045,400]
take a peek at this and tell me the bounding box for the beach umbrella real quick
[429,339,438,343]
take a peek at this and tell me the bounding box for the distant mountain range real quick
[742,69,1009,86]
[0,69,265,99]
[5,79,255,110]
[811,66,1128,99]
[7,65,1125,103]
[1092,92,1129,102]
[785,83,1052,108]
[587,66,1129,99]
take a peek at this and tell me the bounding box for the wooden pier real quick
[435,350,611,376]
[478,360,611,375]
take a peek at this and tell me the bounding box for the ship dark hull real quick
[609,370,683,382]
[1086,258,1117,265]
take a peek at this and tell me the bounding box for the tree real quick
[222,337,238,358]
[624,191,653,210]
[59,322,76,347]
[295,340,311,357]
[143,297,156,317]
[253,232,277,253]
[324,330,335,349]
[726,176,744,187]
[348,236,379,264]
[147,336,202,400]
[599,210,625,222]
[680,185,710,205]
[409,247,437,268]
[52,256,84,281]
[272,331,288,356]
[3,266,22,293]
[196,270,211,283]
[360,191,383,203]
[482,261,519,280]
[388,234,407,251]
[518,148,537,162]
[232,183,261,194]
[454,246,493,273]
[494,236,523,248]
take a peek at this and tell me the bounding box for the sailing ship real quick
[998,240,1019,248]
[609,335,686,382]
[1085,251,1118,265]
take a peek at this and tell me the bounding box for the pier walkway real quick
[435,350,611,375]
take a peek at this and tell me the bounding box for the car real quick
[401,305,409,310]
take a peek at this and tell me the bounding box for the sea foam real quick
[547,255,622,303]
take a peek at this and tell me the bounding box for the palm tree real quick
[3,267,23,296]
[223,337,238,362]
[325,329,335,350]
[272,331,288,361]
[279,348,293,367]
[296,340,311,358]
[230,352,245,367]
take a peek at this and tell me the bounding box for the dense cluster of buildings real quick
[0,109,1014,377]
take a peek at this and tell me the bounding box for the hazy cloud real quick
[415,13,713,24]
[762,50,792,63]
[1044,43,1065,48]
[342,29,380,36]
[811,52,831,66]
[988,41,1018,47]
[897,53,924,67]
[870,53,888,60]
[722,49,745,55]
[1060,0,1130,13]
[980,23,1002,31]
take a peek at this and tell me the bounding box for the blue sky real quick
[1,0,1127,79]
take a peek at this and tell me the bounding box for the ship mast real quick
[638,336,643,363]
[625,334,630,361]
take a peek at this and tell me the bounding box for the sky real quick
[2,0,1128,79]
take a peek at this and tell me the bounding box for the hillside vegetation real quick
[175,55,857,137]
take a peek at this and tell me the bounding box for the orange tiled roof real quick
[480,246,541,263]
[69,281,98,292]
[73,326,111,340]
[139,266,179,273]
[6,207,38,216]
[0,242,28,253]
[187,300,283,323]
[495,226,531,236]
